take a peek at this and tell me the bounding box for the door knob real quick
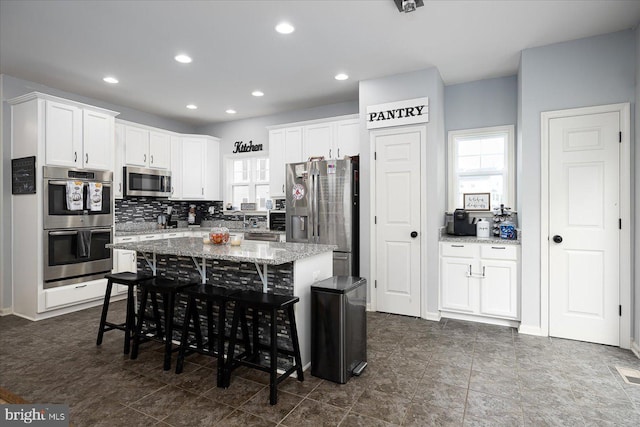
[411,231,418,238]
[553,235,563,243]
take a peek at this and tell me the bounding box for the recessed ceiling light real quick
[103,76,119,84]
[251,90,264,97]
[275,22,295,34]
[226,109,237,114]
[174,54,192,64]
[186,104,197,110]
[334,73,349,81]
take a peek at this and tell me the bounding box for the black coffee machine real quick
[453,209,477,236]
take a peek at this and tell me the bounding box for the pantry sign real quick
[366,97,429,129]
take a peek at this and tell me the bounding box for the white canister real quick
[476,219,491,239]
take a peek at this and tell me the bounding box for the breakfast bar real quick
[107,237,335,369]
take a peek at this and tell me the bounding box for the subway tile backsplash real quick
[115,197,224,223]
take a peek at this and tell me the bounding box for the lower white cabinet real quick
[112,235,139,293]
[44,278,109,310]
[439,242,520,322]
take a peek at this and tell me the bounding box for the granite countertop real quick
[439,235,521,245]
[107,237,335,265]
[114,226,285,237]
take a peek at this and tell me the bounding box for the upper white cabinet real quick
[269,116,359,198]
[123,124,171,169]
[303,118,360,161]
[43,99,116,171]
[114,123,125,198]
[269,127,304,197]
[170,135,183,199]
[178,135,220,200]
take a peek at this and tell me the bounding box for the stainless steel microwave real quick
[123,166,171,198]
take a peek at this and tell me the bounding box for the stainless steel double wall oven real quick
[43,166,113,288]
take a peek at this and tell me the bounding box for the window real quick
[448,125,515,211]
[226,156,270,210]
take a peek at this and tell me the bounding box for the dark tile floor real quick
[1,301,640,426]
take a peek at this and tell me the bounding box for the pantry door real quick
[547,110,621,346]
[373,126,423,317]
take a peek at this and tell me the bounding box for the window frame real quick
[447,125,515,212]
[224,154,270,210]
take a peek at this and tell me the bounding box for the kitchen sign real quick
[366,97,429,129]
[232,140,263,154]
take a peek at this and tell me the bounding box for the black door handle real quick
[553,235,563,243]
[411,231,418,238]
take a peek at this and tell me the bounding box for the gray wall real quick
[445,75,518,132]
[518,30,637,333]
[0,74,200,312]
[358,68,446,315]
[635,25,640,349]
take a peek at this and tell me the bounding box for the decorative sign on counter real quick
[366,97,429,129]
[11,156,36,194]
[463,192,491,211]
[233,140,263,153]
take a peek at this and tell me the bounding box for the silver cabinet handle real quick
[201,187,204,195]
[74,152,77,163]
[329,149,332,158]
[131,253,135,263]
[119,183,122,193]
[451,244,464,248]
[172,186,174,194]
[151,155,154,164]
[86,153,89,164]
[338,148,340,158]
[75,284,87,289]
[144,154,147,163]
[491,246,506,250]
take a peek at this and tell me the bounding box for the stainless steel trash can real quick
[311,276,367,384]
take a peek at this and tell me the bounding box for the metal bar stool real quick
[96,272,155,354]
[130,278,194,370]
[225,290,304,405]
[175,284,249,387]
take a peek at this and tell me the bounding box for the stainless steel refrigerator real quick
[285,157,359,276]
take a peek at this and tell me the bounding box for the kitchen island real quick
[107,237,335,369]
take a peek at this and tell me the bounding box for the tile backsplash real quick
[115,197,224,223]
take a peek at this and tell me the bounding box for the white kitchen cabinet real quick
[303,118,360,161]
[170,135,183,199]
[114,123,125,198]
[204,136,221,200]
[44,99,116,170]
[269,127,304,197]
[439,241,520,323]
[123,124,171,169]
[112,235,139,293]
[181,137,206,199]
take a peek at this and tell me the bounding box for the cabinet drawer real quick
[139,234,163,241]
[45,279,107,310]
[480,244,518,260]
[115,235,139,243]
[440,242,479,258]
[165,232,184,239]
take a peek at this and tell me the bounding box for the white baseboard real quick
[424,311,441,322]
[441,311,520,328]
[366,303,372,312]
[0,307,13,316]
[518,324,546,336]
[631,339,640,359]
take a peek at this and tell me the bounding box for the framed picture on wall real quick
[463,192,490,211]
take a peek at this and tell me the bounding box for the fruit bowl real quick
[209,227,230,245]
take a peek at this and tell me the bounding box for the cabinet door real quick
[479,260,518,319]
[303,122,333,160]
[149,131,171,169]
[45,100,82,167]
[269,129,286,197]
[124,126,149,167]
[170,136,183,199]
[83,110,113,170]
[284,127,303,164]
[181,137,206,199]
[114,249,137,274]
[204,137,220,200]
[440,257,476,313]
[113,124,125,198]
[335,119,360,159]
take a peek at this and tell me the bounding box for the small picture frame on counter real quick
[463,192,490,211]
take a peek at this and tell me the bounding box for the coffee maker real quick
[453,209,477,236]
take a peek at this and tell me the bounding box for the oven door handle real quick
[48,180,85,186]
[48,230,79,236]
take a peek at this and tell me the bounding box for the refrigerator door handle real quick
[313,170,320,243]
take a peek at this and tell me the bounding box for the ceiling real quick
[1,1,639,126]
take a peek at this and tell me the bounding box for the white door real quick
[268,129,286,197]
[548,111,620,346]
[170,136,183,199]
[149,131,171,169]
[335,119,360,159]
[45,100,82,168]
[440,257,476,313]
[83,110,113,171]
[303,122,333,160]
[124,126,149,167]
[479,259,518,319]
[181,138,206,199]
[374,127,422,316]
